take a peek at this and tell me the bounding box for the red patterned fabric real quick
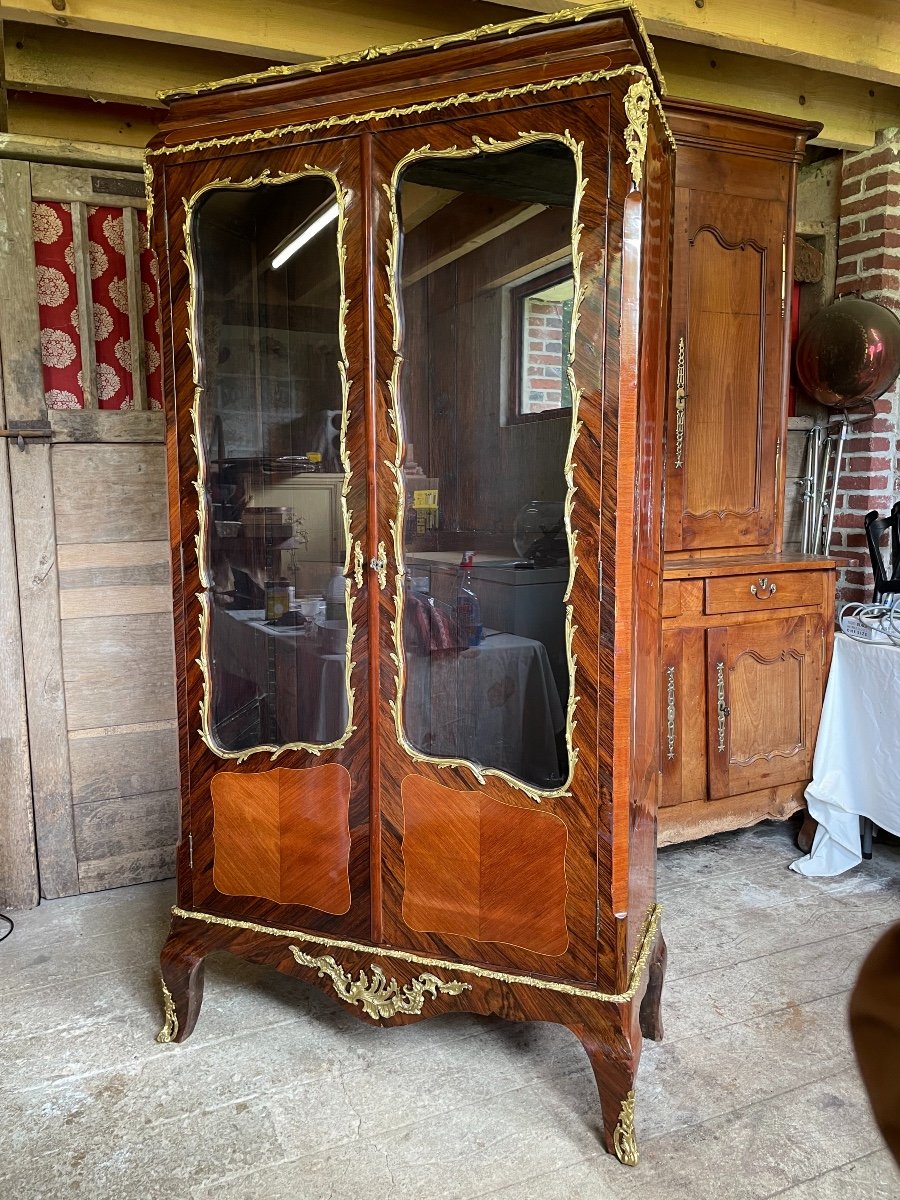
[87,206,134,409]
[139,213,163,411]
[32,202,163,412]
[31,201,84,409]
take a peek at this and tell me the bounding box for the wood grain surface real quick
[151,7,672,1163]
[400,774,569,956]
[211,764,352,914]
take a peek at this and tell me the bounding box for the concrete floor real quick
[2,821,899,1200]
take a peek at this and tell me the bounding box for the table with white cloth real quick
[791,631,900,877]
[215,609,348,745]
[403,630,566,787]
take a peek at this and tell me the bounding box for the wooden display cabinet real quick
[659,100,837,843]
[148,4,673,1166]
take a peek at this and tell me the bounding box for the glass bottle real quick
[455,550,482,647]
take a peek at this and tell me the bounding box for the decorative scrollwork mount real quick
[289,947,471,1019]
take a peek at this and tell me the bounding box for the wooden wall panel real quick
[52,443,168,544]
[61,613,178,731]
[51,442,180,893]
[0,157,78,901]
[69,724,179,805]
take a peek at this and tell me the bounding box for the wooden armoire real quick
[658,99,837,845]
[149,4,672,1166]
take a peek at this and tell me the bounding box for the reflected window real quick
[192,175,350,754]
[509,265,575,422]
[395,140,577,790]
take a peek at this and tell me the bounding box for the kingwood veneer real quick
[148,3,672,1165]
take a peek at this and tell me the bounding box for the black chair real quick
[859,503,900,859]
[864,501,900,602]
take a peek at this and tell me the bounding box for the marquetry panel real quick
[211,764,352,914]
[400,775,569,956]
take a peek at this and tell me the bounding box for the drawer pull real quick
[715,660,730,753]
[674,335,687,470]
[665,665,676,760]
[750,577,777,599]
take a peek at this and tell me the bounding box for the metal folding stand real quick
[800,405,876,556]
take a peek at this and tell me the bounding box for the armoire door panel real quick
[372,100,611,983]
[667,187,786,552]
[707,616,820,799]
[400,775,568,956]
[162,137,373,936]
[211,764,352,914]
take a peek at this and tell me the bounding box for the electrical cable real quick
[0,912,13,943]
[839,598,900,644]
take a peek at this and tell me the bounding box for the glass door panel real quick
[393,140,578,792]
[191,174,352,757]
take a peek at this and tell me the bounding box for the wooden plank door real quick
[0,153,179,905]
[665,186,786,552]
[707,615,822,800]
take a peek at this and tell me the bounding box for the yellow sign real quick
[412,488,438,509]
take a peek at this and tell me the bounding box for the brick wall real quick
[523,300,565,414]
[830,129,900,601]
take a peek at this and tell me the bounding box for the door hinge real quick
[188,833,193,870]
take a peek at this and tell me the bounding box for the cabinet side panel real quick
[624,113,672,971]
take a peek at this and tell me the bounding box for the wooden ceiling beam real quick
[3,22,282,107]
[655,36,900,151]
[0,0,520,61]
[7,90,158,147]
[486,0,900,89]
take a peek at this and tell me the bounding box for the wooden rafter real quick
[3,21,284,107]
[0,0,521,60]
[0,0,897,150]
[486,0,900,89]
[656,37,900,153]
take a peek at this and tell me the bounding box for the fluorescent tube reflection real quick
[271,201,340,269]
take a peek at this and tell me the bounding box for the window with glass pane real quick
[511,265,575,422]
[192,176,349,754]
[395,141,576,790]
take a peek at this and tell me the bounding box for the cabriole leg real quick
[571,1025,640,1166]
[157,923,208,1043]
[639,927,667,1042]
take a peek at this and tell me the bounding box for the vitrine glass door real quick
[374,103,610,983]
[392,138,578,793]
[177,146,370,928]
[192,173,353,759]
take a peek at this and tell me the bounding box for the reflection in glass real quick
[395,141,577,789]
[192,176,349,753]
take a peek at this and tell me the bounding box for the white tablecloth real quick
[404,631,565,788]
[791,631,900,877]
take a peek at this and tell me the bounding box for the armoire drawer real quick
[705,571,826,615]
